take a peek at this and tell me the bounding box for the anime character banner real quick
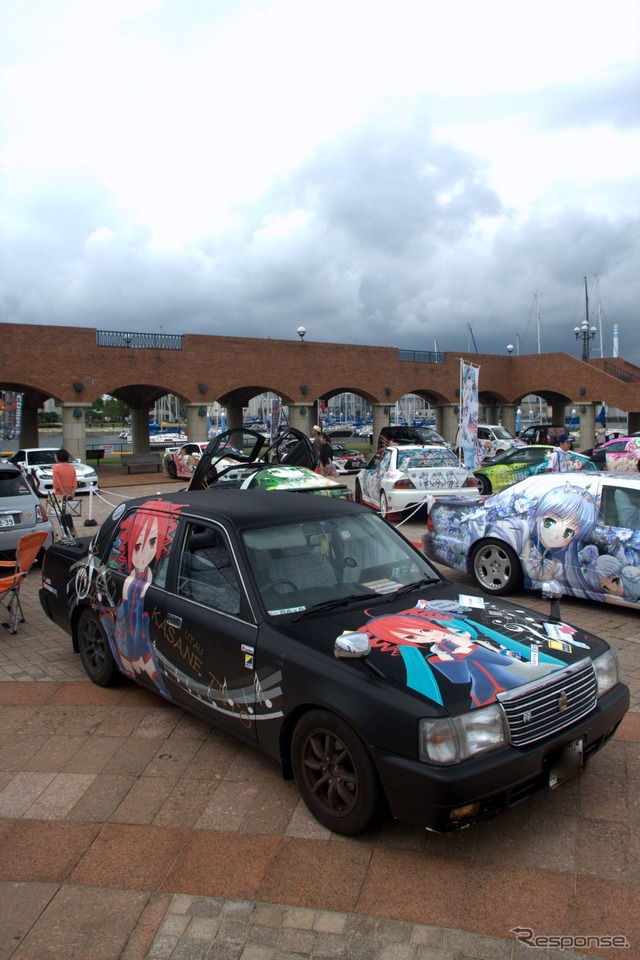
[2,391,23,441]
[459,362,480,469]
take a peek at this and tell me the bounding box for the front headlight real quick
[419,704,508,764]
[593,648,620,698]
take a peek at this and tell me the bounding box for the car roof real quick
[103,488,365,536]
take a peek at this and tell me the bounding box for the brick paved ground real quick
[0,469,639,960]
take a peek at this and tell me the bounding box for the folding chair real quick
[0,531,49,634]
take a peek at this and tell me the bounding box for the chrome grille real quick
[497,658,597,747]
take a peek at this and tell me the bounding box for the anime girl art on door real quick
[101,500,185,699]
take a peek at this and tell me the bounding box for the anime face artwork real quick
[356,600,562,711]
[488,481,598,594]
[101,501,184,698]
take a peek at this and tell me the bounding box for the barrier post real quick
[84,486,98,527]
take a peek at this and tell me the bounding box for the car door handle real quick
[166,613,182,629]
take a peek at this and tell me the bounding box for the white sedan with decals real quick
[355,444,478,521]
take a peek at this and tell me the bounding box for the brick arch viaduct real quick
[3,322,640,458]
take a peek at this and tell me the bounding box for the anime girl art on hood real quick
[355,600,563,711]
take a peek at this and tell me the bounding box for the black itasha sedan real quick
[40,490,629,835]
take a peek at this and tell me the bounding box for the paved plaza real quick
[0,470,639,960]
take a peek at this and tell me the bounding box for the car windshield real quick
[242,512,440,616]
[414,428,446,445]
[28,451,56,465]
[491,427,515,441]
[396,448,459,470]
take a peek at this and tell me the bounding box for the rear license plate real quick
[0,515,16,527]
[549,737,584,789]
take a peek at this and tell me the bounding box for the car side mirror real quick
[334,632,370,658]
[334,632,386,678]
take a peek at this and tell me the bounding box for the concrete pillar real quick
[628,411,640,434]
[440,404,460,446]
[576,402,595,450]
[371,404,390,450]
[18,405,40,449]
[185,403,208,443]
[61,404,90,460]
[131,406,152,454]
[433,406,444,438]
[226,406,243,430]
[501,404,517,437]
[287,404,311,435]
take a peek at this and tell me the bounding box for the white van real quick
[455,424,522,460]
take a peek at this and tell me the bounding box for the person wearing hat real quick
[547,434,574,473]
[310,424,323,465]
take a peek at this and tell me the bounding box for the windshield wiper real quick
[384,576,441,603]
[292,592,371,621]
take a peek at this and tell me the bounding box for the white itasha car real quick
[8,448,99,497]
[355,444,478,521]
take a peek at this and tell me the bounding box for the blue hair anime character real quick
[487,480,599,595]
[574,544,640,605]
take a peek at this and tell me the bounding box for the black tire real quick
[354,479,362,503]
[166,459,178,479]
[77,608,119,686]
[291,709,387,836]
[471,539,522,596]
[477,475,492,495]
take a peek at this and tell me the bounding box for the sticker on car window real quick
[363,578,403,594]
[268,605,306,615]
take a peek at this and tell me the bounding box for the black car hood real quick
[274,582,608,716]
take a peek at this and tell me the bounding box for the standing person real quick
[52,448,78,536]
[310,424,323,465]
[319,432,337,477]
[546,434,573,473]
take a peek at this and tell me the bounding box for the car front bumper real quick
[371,682,629,832]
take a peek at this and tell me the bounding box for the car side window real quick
[613,488,640,530]
[177,523,242,615]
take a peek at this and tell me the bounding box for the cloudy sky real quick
[2,0,639,363]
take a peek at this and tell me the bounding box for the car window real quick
[613,487,640,530]
[176,523,242,615]
[0,471,31,497]
[397,448,459,470]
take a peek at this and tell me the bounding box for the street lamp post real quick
[573,318,597,361]
[574,276,597,361]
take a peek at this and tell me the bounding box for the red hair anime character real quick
[357,604,557,708]
[102,501,184,697]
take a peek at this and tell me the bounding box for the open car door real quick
[187,426,316,491]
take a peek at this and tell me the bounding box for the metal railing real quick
[97,331,183,350]
[398,349,447,364]
[603,361,640,383]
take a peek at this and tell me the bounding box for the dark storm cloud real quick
[2,96,639,365]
